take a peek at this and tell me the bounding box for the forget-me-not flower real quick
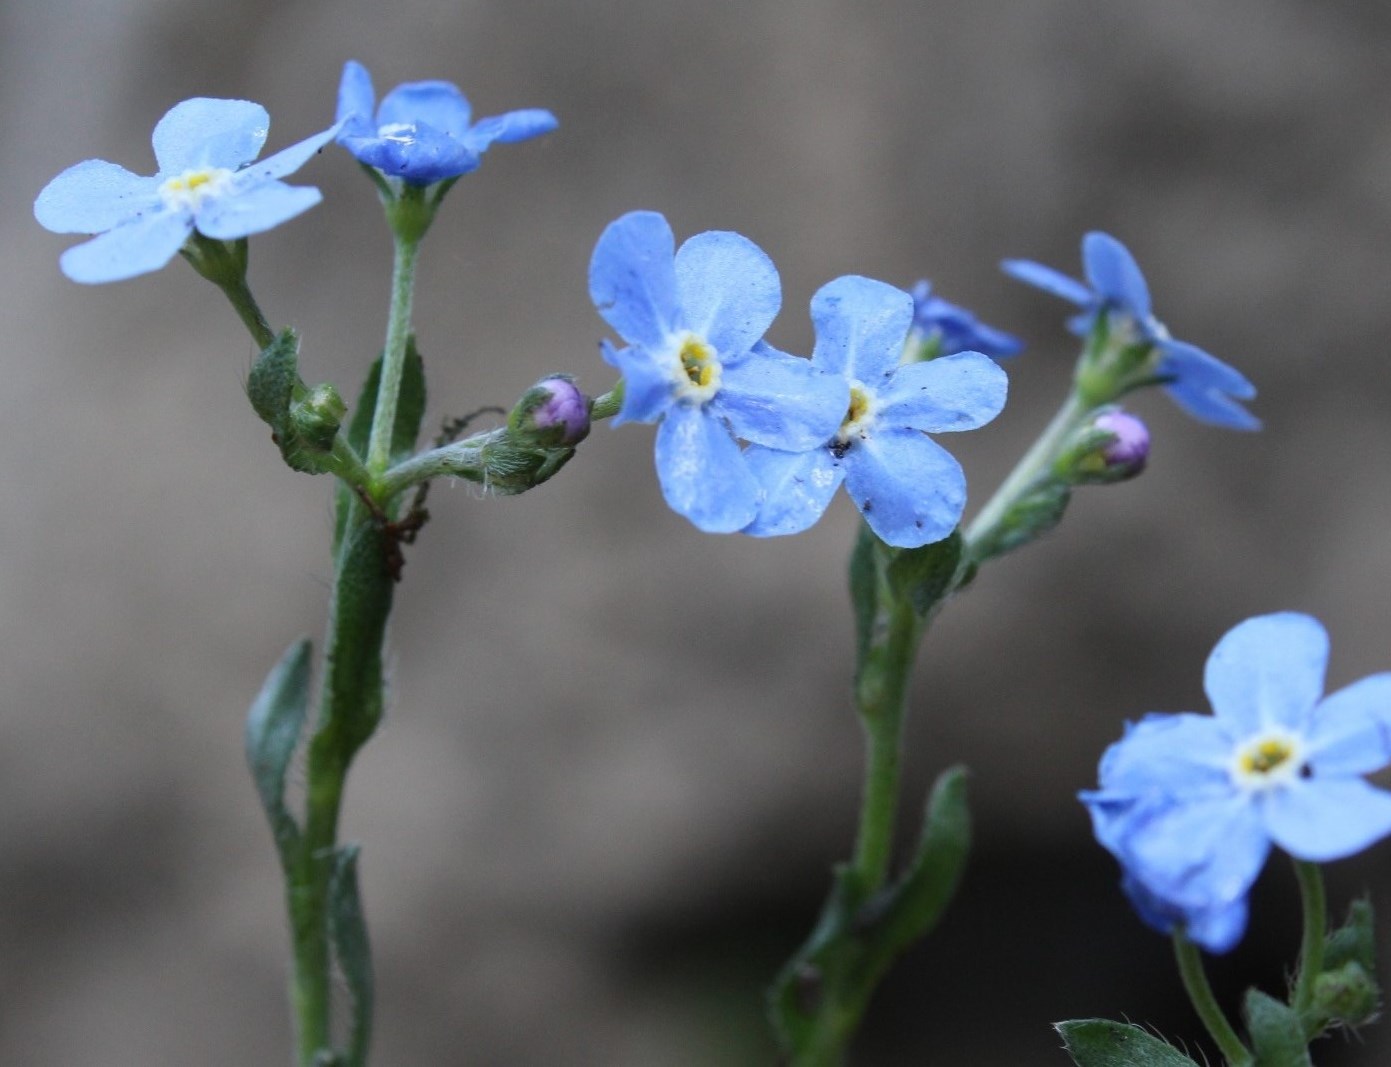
[1082,612,1391,952]
[35,98,336,284]
[743,276,1008,549]
[589,210,846,533]
[336,60,557,185]
[1002,232,1258,430]
[909,280,1022,360]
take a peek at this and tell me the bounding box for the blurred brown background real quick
[3,0,1390,1063]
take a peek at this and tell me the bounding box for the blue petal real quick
[809,275,914,383]
[654,404,761,533]
[1308,674,1391,776]
[340,124,479,183]
[336,61,378,137]
[673,230,780,355]
[35,159,161,235]
[599,340,671,426]
[1120,792,1269,911]
[1160,341,1260,430]
[1121,874,1249,954]
[714,343,847,450]
[742,445,843,538]
[237,124,340,184]
[589,211,680,350]
[193,181,322,239]
[1095,713,1233,794]
[877,351,1007,433]
[466,109,559,149]
[1261,778,1391,861]
[58,208,191,284]
[376,80,472,138]
[1203,613,1328,735]
[152,98,269,174]
[842,429,965,548]
[1082,232,1151,319]
[1000,257,1094,306]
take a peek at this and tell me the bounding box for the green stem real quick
[1290,859,1327,1017]
[287,501,393,1065]
[1173,930,1252,1066]
[589,382,624,422]
[367,232,422,475]
[963,390,1088,557]
[850,594,923,889]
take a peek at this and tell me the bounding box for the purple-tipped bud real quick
[1059,409,1150,485]
[508,374,591,447]
[1094,411,1149,476]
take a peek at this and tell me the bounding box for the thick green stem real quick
[850,596,923,889]
[367,234,421,475]
[1290,859,1327,1017]
[287,502,393,1065]
[1173,930,1252,1066]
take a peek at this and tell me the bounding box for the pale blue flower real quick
[35,98,336,284]
[336,60,557,185]
[1082,612,1391,952]
[589,211,846,533]
[743,276,1007,549]
[1003,232,1258,430]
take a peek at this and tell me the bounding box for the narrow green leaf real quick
[244,638,311,860]
[1243,990,1312,1066]
[870,764,971,962]
[330,845,373,1067]
[1055,1020,1200,1067]
[885,530,962,617]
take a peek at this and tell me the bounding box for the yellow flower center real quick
[832,383,877,456]
[1231,731,1307,791]
[671,333,721,403]
[159,167,234,211]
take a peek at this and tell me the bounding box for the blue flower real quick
[1081,612,1391,952]
[35,98,336,285]
[336,60,557,185]
[910,280,1022,359]
[1002,232,1258,430]
[589,210,846,533]
[742,276,1008,549]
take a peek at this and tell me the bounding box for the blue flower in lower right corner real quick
[742,275,1008,549]
[1081,612,1391,952]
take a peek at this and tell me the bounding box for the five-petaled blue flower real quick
[589,210,846,533]
[1082,612,1391,953]
[35,98,337,284]
[910,280,1022,360]
[336,60,557,185]
[743,276,1008,549]
[1002,232,1258,430]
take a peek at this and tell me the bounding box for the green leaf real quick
[1243,990,1312,1066]
[244,638,311,861]
[885,530,962,618]
[869,765,971,964]
[1055,1020,1200,1067]
[330,845,373,1067]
